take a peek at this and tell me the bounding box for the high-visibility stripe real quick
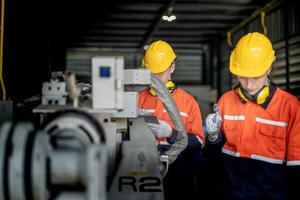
[224,115,245,120]
[196,135,203,144]
[179,112,188,117]
[158,141,170,145]
[222,148,240,157]
[287,160,300,166]
[144,109,155,113]
[250,154,285,164]
[255,117,288,127]
[162,109,189,118]
[222,150,286,164]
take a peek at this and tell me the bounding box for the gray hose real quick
[150,74,188,164]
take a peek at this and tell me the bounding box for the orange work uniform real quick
[138,87,204,146]
[210,86,300,200]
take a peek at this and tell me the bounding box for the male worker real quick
[205,32,300,200]
[138,40,205,200]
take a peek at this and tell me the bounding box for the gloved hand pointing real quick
[205,104,222,141]
[147,120,172,138]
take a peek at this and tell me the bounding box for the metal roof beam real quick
[94,22,149,28]
[172,13,247,20]
[152,36,213,43]
[155,30,221,35]
[174,3,258,11]
[177,0,252,4]
[88,29,145,35]
[78,42,139,47]
[159,22,236,28]
[79,36,144,42]
[115,3,165,12]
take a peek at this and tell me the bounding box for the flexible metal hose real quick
[150,74,187,164]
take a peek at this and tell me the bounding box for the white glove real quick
[147,120,172,138]
[205,112,222,141]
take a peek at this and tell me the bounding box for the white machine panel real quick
[92,56,124,110]
[113,92,138,118]
[124,69,151,85]
[42,80,67,105]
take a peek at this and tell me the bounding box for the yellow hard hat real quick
[229,32,275,77]
[142,40,177,74]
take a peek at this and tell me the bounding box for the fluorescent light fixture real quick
[169,15,176,20]
[162,15,169,21]
[162,15,176,22]
[162,6,176,22]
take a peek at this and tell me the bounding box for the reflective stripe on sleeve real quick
[159,141,171,145]
[287,160,300,166]
[179,112,188,117]
[224,115,245,120]
[144,109,155,113]
[255,117,288,127]
[162,109,189,118]
[251,154,285,164]
[222,148,240,157]
[196,135,203,145]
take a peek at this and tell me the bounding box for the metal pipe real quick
[226,0,283,47]
[283,1,290,91]
[150,74,187,164]
[260,11,267,35]
[0,0,6,100]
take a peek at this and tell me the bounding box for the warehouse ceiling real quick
[55,0,270,53]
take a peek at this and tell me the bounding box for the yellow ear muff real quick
[238,87,249,102]
[238,85,270,105]
[148,80,176,96]
[256,86,269,104]
[148,87,156,96]
[165,80,175,89]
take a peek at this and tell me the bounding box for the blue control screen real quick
[99,66,110,77]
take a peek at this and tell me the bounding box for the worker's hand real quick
[147,120,172,138]
[205,104,222,141]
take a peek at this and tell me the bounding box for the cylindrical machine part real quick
[9,122,34,200]
[43,110,105,146]
[0,122,12,200]
[31,130,49,200]
[0,109,107,200]
[50,150,83,186]
[65,71,79,107]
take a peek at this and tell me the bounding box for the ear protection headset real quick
[238,85,270,105]
[148,80,177,96]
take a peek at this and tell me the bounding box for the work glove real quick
[205,104,222,141]
[147,120,172,138]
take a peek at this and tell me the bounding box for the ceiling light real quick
[162,6,176,22]
[162,15,169,21]
[169,15,176,20]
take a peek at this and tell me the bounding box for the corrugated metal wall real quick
[66,51,143,82]
[172,55,203,84]
[66,50,204,85]
[217,0,300,98]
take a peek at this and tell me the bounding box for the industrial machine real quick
[0,56,187,200]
